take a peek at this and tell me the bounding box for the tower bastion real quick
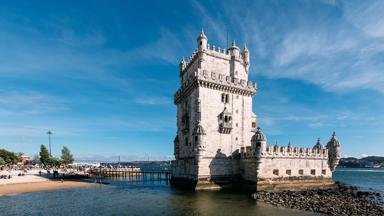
[170,31,341,191]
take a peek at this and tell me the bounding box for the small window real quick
[273,169,279,176]
[311,169,316,175]
[252,122,256,128]
[299,169,304,175]
[286,170,291,176]
[221,93,230,103]
[235,123,238,127]
[256,142,261,148]
[235,137,238,141]
[200,41,202,45]
[236,109,238,114]
[322,169,326,175]
[185,137,188,146]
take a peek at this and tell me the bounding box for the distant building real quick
[19,155,30,165]
[171,31,341,190]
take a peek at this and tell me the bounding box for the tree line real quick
[39,144,74,166]
[0,145,74,166]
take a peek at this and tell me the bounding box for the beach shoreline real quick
[0,168,100,196]
[0,180,100,196]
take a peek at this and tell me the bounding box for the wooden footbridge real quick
[87,168,173,184]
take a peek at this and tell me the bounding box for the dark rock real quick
[254,182,384,216]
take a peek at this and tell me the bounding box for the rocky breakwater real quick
[253,183,383,216]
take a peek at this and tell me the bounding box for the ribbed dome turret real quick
[252,127,266,142]
[326,132,340,148]
[228,40,240,50]
[197,29,207,40]
[313,138,323,150]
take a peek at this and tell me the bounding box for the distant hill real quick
[339,156,384,168]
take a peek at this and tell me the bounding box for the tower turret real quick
[193,123,206,154]
[326,132,341,171]
[242,44,250,73]
[228,40,240,57]
[313,138,324,151]
[251,127,267,154]
[197,30,208,52]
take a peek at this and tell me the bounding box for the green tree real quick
[0,149,19,164]
[0,157,5,165]
[46,157,62,167]
[61,146,74,165]
[39,144,50,165]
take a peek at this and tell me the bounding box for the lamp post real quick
[47,130,53,157]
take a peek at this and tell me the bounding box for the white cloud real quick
[191,0,227,44]
[133,97,172,105]
[343,1,384,38]
[0,90,69,115]
[0,17,184,93]
[192,1,384,94]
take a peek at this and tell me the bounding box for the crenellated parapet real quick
[241,144,328,159]
[181,48,199,75]
[181,43,248,77]
[263,145,328,158]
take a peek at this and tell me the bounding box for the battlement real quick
[182,43,246,75]
[183,48,199,72]
[241,144,328,159]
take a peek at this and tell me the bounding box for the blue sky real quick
[0,0,383,161]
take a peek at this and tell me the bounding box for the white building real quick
[171,31,341,190]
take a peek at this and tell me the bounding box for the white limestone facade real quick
[171,31,341,190]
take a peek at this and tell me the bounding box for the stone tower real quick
[171,31,257,189]
[326,132,341,171]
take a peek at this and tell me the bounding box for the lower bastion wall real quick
[240,145,334,191]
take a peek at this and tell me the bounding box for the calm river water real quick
[0,168,382,216]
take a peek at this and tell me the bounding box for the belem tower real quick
[171,31,341,190]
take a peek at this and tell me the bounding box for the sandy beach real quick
[0,169,99,195]
[0,180,99,196]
